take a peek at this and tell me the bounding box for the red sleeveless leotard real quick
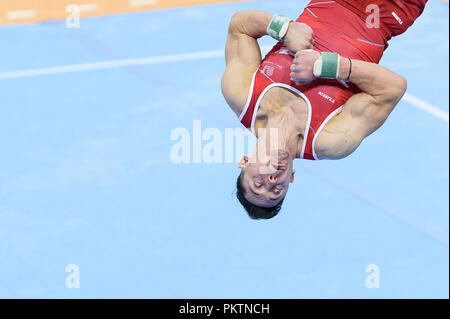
[238,0,427,160]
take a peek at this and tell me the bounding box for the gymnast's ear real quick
[238,156,249,168]
[290,169,296,183]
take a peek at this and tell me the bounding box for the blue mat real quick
[0,0,448,298]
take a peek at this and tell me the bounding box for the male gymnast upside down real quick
[221,0,428,219]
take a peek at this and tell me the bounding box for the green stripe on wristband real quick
[267,15,292,41]
[319,52,340,79]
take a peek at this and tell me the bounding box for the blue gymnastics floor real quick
[0,0,448,298]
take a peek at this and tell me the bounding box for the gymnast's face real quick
[238,151,295,208]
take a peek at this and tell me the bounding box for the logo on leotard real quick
[262,65,275,77]
[318,91,335,104]
[276,48,291,55]
[261,62,283,77]
[391,11,404,25]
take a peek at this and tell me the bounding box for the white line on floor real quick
[403,93,449,123]
[302,162,449,247]
[0,50,224,80]
[6,10,36,20]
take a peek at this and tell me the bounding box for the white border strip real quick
[248,82,312,158]
[77,4,99,13]
[0,47,447,124]
[6,10,36,20]
[129,0,159,6]
[238,71,257,121]
[312,105,343,160]
[403,93,449,123]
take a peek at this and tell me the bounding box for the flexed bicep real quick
[224,11,269,67]
[222,11,270,115]
[315,92,391,160]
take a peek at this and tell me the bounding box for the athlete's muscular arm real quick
[221,11,269,115]
[290,50,407,159]
[337,57,407,126]
[222,11,314,116]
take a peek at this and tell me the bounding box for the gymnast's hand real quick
[283,22,315,54]
[290,49,321,85]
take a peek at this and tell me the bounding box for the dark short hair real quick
[236,173,284,220]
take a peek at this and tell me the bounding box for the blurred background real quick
[0,0,448,298]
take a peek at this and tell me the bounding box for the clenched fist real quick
[283,22,315,53]
[289,49,321,85]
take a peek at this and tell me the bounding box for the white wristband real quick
[313,53,341,79]
[313,56,323,78]
[278,20,291,40]
[267,15,292,41]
